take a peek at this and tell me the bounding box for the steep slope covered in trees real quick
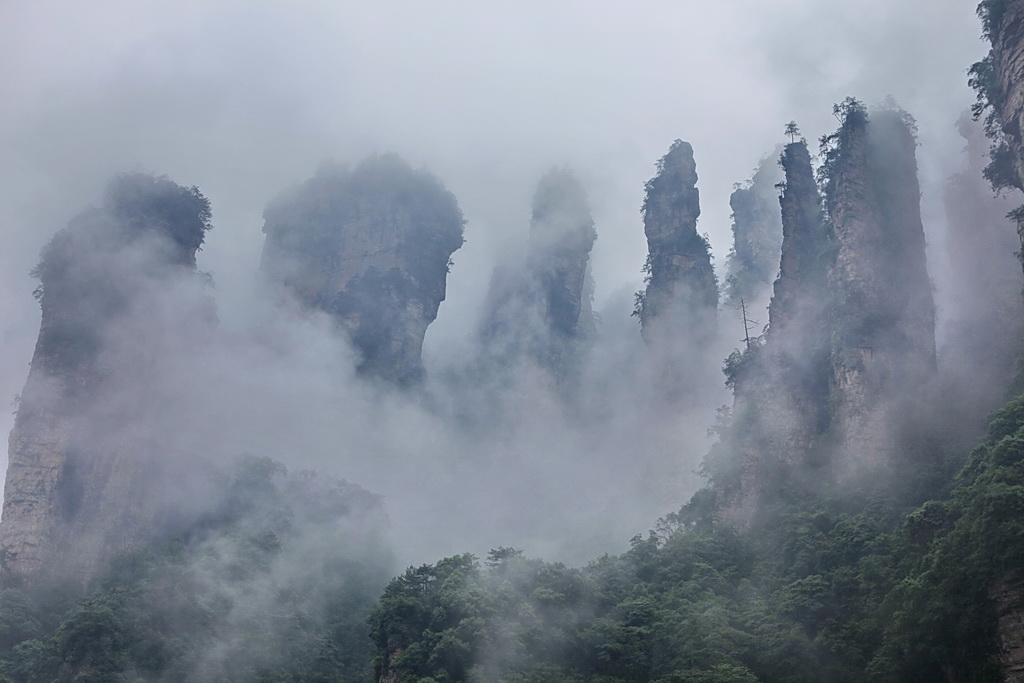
[972,0,1024,226]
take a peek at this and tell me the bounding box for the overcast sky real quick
[0,1,991,545]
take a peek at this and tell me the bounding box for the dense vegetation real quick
[4,388,1016,682]
[368,387,1024,682]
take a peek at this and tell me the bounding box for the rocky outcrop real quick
[724,150,783,308]
[993,570,1024,682]
[636,140,717,345]
[770,143,828,347]
[480,168,597,374]
[261,155,465,385]
[823,102,936,472]
[0,173,215,577]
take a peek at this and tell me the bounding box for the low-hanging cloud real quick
[0,0,1007,570]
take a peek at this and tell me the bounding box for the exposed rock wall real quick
[637,140,717,347]
[261,155,464,385]
[0,173,214,577]
[989,1,1024,197]
[824,104,936,472]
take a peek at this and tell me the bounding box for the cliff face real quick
[0,173,214,577]
[824,104,936,471]
[261,155,464,385]
[480,168,597,375]
[637,140,717,346]
[725,150,784,308]
[988,1,1024,195]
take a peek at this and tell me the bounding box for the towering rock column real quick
[636,140,718,388]
[479,167,597,376]
[767,139,832,447]
[824,102,936,471]
[261,155,465,385]
[716,138,830,525]
[0,173,214,577]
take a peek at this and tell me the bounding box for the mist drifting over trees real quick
[2,0,1024,681]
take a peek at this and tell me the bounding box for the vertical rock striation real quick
[527,167,598,344]
[261,155,465,385]
[992,570,1024,682]
[716,102,936,521]
[823,101,936,472]
[0,173,215,577]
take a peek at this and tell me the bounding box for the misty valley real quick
[4,1,1024,681]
